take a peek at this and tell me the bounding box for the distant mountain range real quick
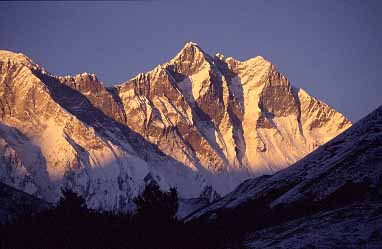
[0,42,350,211]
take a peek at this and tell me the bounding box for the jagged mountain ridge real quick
[0,43,350,211]
[115,42,350,175]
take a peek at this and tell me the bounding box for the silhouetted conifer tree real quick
[133,182,178,224]
[56,188,88,214]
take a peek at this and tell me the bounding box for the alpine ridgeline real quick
[0,42,351,211]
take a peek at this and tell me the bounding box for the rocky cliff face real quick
[0,43,351,211]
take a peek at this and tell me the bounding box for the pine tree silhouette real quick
[56,188,88,215]
[134,182,178,224]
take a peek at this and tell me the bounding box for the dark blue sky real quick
[0,0,381,122]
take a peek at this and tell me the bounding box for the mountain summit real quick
[0,43,351,211]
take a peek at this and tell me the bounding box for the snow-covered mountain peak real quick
[55,72,103,90]
[244,55,271,67]
[185,41,199,46]
[0,50,35,67]
[182,41,201,51]
[168,42,211,70]
[0,50,48,75]
[73,72,98,81]
[0,43,352,212]
[178,41,204,55]
[114,42,350,189]
[225,54,269,64]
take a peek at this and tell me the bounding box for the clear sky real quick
[0,0,381,122]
